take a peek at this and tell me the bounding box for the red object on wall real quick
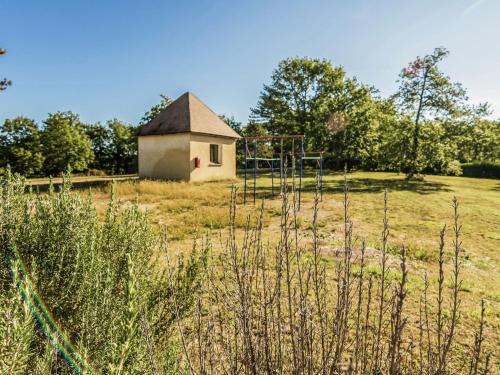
[195,157,201,168]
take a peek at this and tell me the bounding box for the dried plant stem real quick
[468,300,486,375]
[374,189,390,372]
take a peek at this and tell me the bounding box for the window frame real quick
[209,144,222,165]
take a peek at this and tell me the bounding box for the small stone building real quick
[137,92,241,181]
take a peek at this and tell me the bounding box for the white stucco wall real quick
[138,133,191,180]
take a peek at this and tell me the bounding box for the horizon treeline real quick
[0,112,138,176]
[1,48,499,178]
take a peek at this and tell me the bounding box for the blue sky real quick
[1,0,499,125]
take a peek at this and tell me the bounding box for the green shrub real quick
[461,160,500,179]
[0,171,206,374]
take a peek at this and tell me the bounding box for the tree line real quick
[247,47,498,177]
[0,113,138,176]
[0,77,171,176]
[1,46,498,178]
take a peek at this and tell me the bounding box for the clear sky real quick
[1,0,499,125]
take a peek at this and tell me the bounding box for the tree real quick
[41,112,94,175]
[394,47,474,177]
[463,119,499,161]
[252,58,345,149]
[328,94,395,170]
[140,94,172,125]
[0,117,44,176]
[108,119,137,174]
[83,120,138,174]
[0,48,12,91]
[251,57,387,169]
[83,122,113,171]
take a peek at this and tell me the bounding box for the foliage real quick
[252,58,370,148]
[247,53,497,176]
[0,116,44,176]
[251,57,344,144]
[108,119,138,174]
[243,120,268,138]
[328,96,396,170]
[0,286,36,374]
[0,114,138,177]
[140,94,173,125]
[378,117,463,175]
[461,160,500,179]
[40,112,94,175]
[455,119,500,162]
[250,57,403,170]
[82,121,112,172]
[394,47,487,177]
[0,172,207,373]
[83,120,137,174]
[0,47,12,91]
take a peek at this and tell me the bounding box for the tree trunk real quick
[409,68,429,178]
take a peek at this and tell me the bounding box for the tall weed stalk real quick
[184,174,493,374]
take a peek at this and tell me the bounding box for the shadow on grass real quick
[311,178,450,195]
[26,176,138,193]
[239,170,451,199]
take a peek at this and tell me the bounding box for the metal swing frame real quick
[242,135,323,209]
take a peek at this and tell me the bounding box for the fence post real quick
[320,156,323,201]
[298,137,304,210]
[253,139,257,204]
[244,139,248,204]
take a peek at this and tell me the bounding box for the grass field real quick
[85,171,500,332]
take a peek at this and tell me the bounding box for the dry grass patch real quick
[80,172,499,341]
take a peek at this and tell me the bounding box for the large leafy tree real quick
[83,120,138,174]
[251,57,385,168]
[251,58,346,149]
[108,119,137,174]
[0,117,44,176]
[394,47,478,177]
[0,48,12,91]
[41,112,94,175]
[83,122,113,171]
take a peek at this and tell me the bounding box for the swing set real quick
[243,135,324,209]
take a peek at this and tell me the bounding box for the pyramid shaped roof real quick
[137,92,241,139]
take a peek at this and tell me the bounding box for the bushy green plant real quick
[0,116,44,176]
[40,112,94,175]
[0,171,206,374]
[0,285,36,374]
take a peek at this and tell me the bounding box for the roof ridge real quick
[137,91,240,139]
[186,92,192,132]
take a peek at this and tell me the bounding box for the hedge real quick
[461,160,500,179]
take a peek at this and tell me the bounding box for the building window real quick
[210,144,222,164]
